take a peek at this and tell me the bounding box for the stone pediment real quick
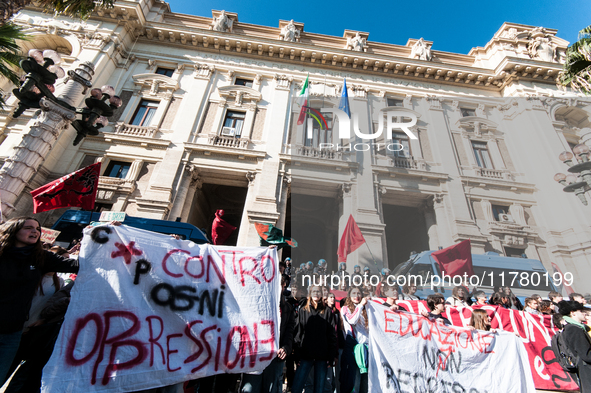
[456,116,498,137]
[132,73,180,94]
[217,85,262,107]
[379,106,422,119]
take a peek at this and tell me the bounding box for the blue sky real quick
[167,0,589,54]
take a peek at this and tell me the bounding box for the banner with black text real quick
[42,224,280,392]
[367,301,536,393]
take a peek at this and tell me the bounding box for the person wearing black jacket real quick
[0,217,79,384]
[241,274,295,393]
[559,300,591,392]
[6,281,75,393]
[291,285,337,393]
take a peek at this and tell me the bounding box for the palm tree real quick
[0,22,27,107]
[558,25,591,94]
[0,0,114,24]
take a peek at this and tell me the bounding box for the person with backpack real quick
[555,300,591,391]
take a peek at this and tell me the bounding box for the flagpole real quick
[364,242,378,266]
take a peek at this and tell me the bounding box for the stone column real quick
[422,200,440,250]
[0,62,94,216]
[433,193,454,247]
[168,165,201,221]
[275,174,291,232]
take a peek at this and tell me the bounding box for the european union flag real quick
[338,78,351,118]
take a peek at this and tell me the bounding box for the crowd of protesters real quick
[2,217,591,393]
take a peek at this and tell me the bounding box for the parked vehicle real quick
[50,210,210,248]
[392,250,558,302]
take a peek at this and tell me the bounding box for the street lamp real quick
[11,49,121,145]
[555,143,591,205]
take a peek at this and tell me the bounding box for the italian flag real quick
[297,74,309,125]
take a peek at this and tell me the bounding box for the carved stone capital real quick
[246,171,256,185]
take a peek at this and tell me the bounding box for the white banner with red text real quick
[41,224,280,392]
[367,301,536,393]
[395,300,579,391]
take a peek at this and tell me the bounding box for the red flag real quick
[337,215,366,262]
[211,209,236,245]
[431,239,475,277]
[31,162,101,213]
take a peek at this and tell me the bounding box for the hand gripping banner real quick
[366,301,536,393]
[42,225,280,392]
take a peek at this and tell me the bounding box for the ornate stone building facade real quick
[1,0,591,292]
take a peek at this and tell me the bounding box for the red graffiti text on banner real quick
[64,310,276,385]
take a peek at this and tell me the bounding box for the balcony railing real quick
[392,156,418,169]
[208,135,249,149]
[476,167,513,180]
[113,123,157,138]
[295,145,344,160]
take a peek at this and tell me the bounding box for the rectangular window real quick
[234,78,253,88]
[222,111,246,137]
[387,98,404,107]
[155,67,174,77]
[131,100,158,127]
[303,109,333,147]
[504,247,525,258]
[472,141,493,168]
[492,205,509,221]
[392,132,411,157]
[104,161,131,179]
[461,108,476,117]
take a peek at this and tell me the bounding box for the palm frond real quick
[0,23,27,84]
[36,0,114,20]
[558,24,591,95]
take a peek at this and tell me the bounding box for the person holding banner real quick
[241,274,295,393]
[0,217,79,384]
[378,281,407,312]
[469,309,496,332]
[292,285,337,393]
[560,300,591,392]
[424,293,451,325]
[400,279,420,300]
[446,286,469,307]
[340,287,369,393]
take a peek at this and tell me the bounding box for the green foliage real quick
[558,24,591,94]
[0,22,28,107]
[37,0,114,20]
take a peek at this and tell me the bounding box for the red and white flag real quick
[31,162,101,213]
[337,214,366,263]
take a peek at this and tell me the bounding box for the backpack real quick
[551,329,579,374]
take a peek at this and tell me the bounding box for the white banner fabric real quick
[42,224,280,392]
[366,301,535,393]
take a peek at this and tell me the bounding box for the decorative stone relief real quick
[341,183,352,195]
[132,73,180,96]
[527,27,557,62]
[274,74,292,89]
[426,96,442,110]
[344,32,368,52]
[246,171,256,185]
[350,85,368,98]
[193,64,214,79]
[476,104,486,117]
[211,10,233,33]
[279,20,301,42]
[410,38,433,61]
[500,27,518,39]
[217,85,262,107]
[309,81,338,97]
